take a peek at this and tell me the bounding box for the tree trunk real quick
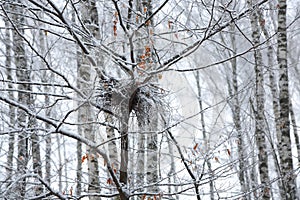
[76,126,83,196]
[136,119,146,189]
[137,0,159,193]
[248,0,270,198]
[104,78,119,190]
[289,100,300,164]
[277,1,297,198]
[39,11,52,188]
[146,111,158,192]
[229,29,247,198]
[79,1,101,197]
[32,11,51,196]
[195,71,214,200]
[258,9,285,199]
[12,2,30,198]
[4,6,15,192]
[120,107,129,185]
[31,125,43,195]
[76,33,83,198]
[56,133,63,192]
[167,136,178,199]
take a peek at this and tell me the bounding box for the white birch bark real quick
[30,115,43,196]
[4,6,15,192]
[136,119,146,188]
[277,0,297,199]
[258,10,285,199]
[195,71,213,200]
[11,2,30,198]
[229,28,250,198]
[56,133,63,192]
[133,0,159,192]
[248,0,270,198]
[143,0,159,192]
[103,79,118,185]
[79,0,101,197]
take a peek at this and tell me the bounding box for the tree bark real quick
[258,9,285,199]
[79,1,101,197]
[104,78,119,191]
[76,47,83,195]
[195,71,213,200]
[248,0,270,198]
[11,2,30,198]
[4,5,15,192]
[277,1,297,199]
[289,100,300,164]
[56,133,63,192]
[136,119,146,188]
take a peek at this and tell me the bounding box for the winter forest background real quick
[0,0,299,199]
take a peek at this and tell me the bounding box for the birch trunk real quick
[277,1,297,198]
[38,11,52,187]
[141,0,159,192]
[135,89,158,192]
[136,119,146,188]
[30,12,50,196]
[120,101,129,185]
[133,0,158,192]
[167,136,178,199]
[4,8,15,191]
[289,100,300,164]
[104,79,118,186]
[195,71,213,200]
[230,38,246,197]
[248,0,270,198]
[135,0,146,189]
[43,65,52,186]
[258,10,285,199]
[146,111,158,193]
[79,1,101,197]
[63,137,69,193]
[31,120,43,196]
[12,2,30,198]
[56,133,63,192]
[76,47,83,196]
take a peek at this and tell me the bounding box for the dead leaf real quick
[69,187,73,196]
[107,178,113,185]
[193,143,198,151]
[226,149,231,156]
[214,157,220,163]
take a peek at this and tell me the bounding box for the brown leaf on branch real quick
[107,178,113,185]
[214,157,220,163]
[193,143,198,151]
[81,154,88,163]
[168,20,173,29]
[145,45,151,53]
[226,149,231,156]
[113,25,117,36]
[69,187,73,196]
